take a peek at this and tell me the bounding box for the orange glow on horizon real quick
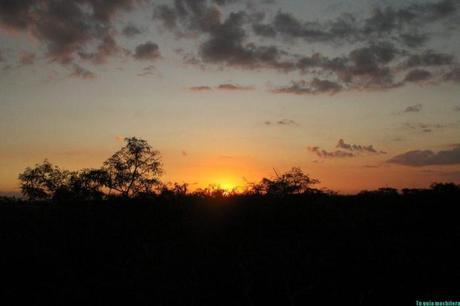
[213,178,241,192]
[2,146,460,196]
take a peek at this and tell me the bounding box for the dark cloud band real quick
[388,146,460,166]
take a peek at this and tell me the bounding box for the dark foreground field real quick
[1,191,460,305]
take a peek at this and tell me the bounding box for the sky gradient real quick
[1,0,460,195]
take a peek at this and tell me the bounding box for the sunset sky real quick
[1,0,460,195]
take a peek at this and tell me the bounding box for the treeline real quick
[15,137,324,202]
[12,137,460,203]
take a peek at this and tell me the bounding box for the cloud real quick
[308,146,354,158]
[151,0,460,94]
[269,12,330,42]
[443,68,460,83]
[275,42,454,94]
[188,83,254,91]
[0,0,36,31]
[272,79,342,95]
[213,0,240,5]
[252,23,276,37]
[336,139,386,154]
[387,146,460,166]
[216,83,253,90]
[78,36,121,65]
[336,43,401,89]
[308,139,385,159]
[0,0,141,64]
[198,11,294,70]
[252,11,356,43]
[69,64,96,80]
[137,65,156,77]
[398,33,428,48]
[19,51,35,65]
[153,0,222,33]
[264,119,298,126]
[189,86,212,92]
[454,106,460,111]
[278,43,405,94]
[153,4,295,70]
[1,0,459,95]
[403,51,454,69]
[276,119,298,126]
[403,104,423,113]
[271,3,459,92]
[402,122,453,133]
[134,42,160,61]
[122,24,142,38]
[153,5,178,30]
[253,1,460,46]
[403,70,432,83]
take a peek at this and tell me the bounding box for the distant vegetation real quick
[18,137,162,201]
[15,137,460,204]
[16,137,327,202]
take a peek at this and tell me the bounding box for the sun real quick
[215,178,240,192]
[219,181,237,191]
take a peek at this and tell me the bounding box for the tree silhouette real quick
[18,160,70,200]
[102,137,163,197]
[17,138,163,200]
[250,167,319,196]
[159,182,189,199]
[192,184,228,198]
[54,168,108,201]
